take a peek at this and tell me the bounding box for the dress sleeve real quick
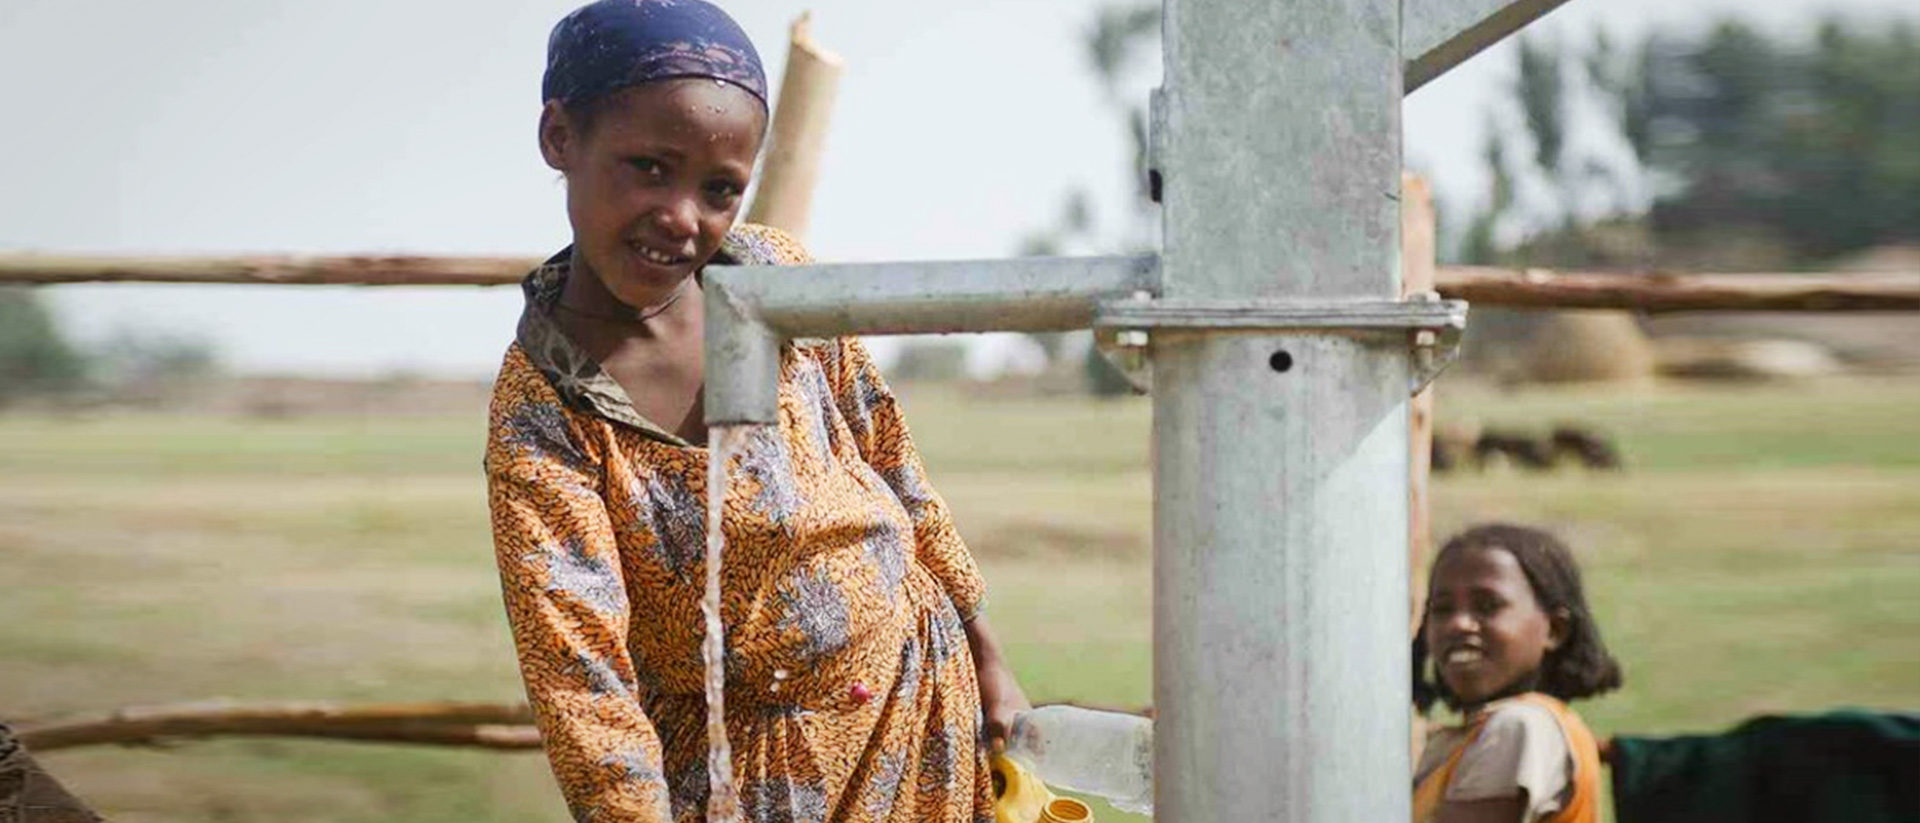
[824,337,988,620]
[486,387,673,822]
[1445,702,1574,820]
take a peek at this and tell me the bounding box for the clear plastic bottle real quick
[1004,705,1154,816]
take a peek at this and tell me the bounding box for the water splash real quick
[703,424,755,823]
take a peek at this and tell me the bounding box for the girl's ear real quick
[1545,607,1572,652]
[539,100,575,173]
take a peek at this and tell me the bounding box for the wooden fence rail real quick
[3,253,1917,313]
[13,700,540,753]
[1439,266,1920,313]
[0,254,534,287]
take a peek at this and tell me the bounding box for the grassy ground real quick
[2,375,1916,821]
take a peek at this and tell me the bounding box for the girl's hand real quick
[963,614,1032,749]
[977,654,1032,749]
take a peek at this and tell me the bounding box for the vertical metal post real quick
[1153,1,1409,821]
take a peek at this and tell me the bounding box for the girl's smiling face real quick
[1424,545,1566,710]
[539,78,765,309]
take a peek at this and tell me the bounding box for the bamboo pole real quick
[1402,174,1437,622]
[12,700,541,753]
[743,12,845,240]
[4,254,1916,313]
[1402,174,1436,767]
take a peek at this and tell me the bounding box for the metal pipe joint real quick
[703,255,1161,424]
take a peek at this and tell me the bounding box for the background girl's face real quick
[1424,546,1562,708]
[540,79,765,308]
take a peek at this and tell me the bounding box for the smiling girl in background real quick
[1413,524,1625,823]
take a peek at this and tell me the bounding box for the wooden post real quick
[1402,172,1437,764]
[1402,173,1437,625]
[744,13,844,240]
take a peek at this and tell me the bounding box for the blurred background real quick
[2,0,1916,820]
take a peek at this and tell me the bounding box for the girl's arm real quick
[487,386,672,821]
[964,612,1033,746]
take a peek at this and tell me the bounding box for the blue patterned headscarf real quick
[542,0,768,110]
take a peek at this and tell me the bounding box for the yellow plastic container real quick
[992,752,1096,823]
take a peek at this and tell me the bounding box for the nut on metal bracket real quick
[1404,291,1466,395]
[1092,291,1158,394]
[1093,292,1468,396]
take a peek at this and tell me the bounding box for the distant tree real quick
[1517,35,1569,195]
[1019,2,1160,397]
[889,339,970,383]
[1467,15,1920,268]
[1646,17,1920,261]
[1458,120,1520,265]
[0,288,87,406]
[1585,29,1653,172]
[90,329,221,388]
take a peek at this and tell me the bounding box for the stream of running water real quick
[702,423,754,823]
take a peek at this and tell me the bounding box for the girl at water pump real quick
[1412,524,1624,823]
[483,2,1030,820]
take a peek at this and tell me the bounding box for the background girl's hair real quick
[1412,523,1624,713]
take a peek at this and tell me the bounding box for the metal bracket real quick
[1091,290,1158,394]
[1093,292,1468,395]
[1092,324,1156,394]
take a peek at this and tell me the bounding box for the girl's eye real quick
[629,158,666,179]
[705,180,744,202]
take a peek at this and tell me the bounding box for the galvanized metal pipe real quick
[692,1,1558,817]
[1152,332,1412,820]
[703,255,1159,424]
[1152,0,1410,819]
[1403,0,1574,92]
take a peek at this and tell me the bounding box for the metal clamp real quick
[1093,292,1468,395]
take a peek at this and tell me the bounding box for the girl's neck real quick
[1459,677,1546,718]
[558,259,700,327]
[553,267,703,368]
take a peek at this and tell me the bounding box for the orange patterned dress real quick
[485,225,993,823]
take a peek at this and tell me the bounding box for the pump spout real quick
[702,254,1160,425]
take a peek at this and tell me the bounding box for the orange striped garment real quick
[486,224,993,823]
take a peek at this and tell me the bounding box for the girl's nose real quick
[1443,610,1479,635]
[653,194,699,238]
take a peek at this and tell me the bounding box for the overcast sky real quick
[2,0,1912,377]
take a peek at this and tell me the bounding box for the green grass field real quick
[2,376,1916,821]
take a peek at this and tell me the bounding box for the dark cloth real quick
[0,725,106,823]
[1610,710,1920,823]
[542,0,767,108]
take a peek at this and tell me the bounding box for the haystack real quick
[1522,310,1657,384]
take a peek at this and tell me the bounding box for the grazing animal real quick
[1552,426,1624,471]
[1431,423,1625,474]
[1474,429,1556,472]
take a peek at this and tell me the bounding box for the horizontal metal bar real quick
[705,255,1159,337]
[1404,0,1573,93]
[703,255,1160,425]
[1096,297,1467,331]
